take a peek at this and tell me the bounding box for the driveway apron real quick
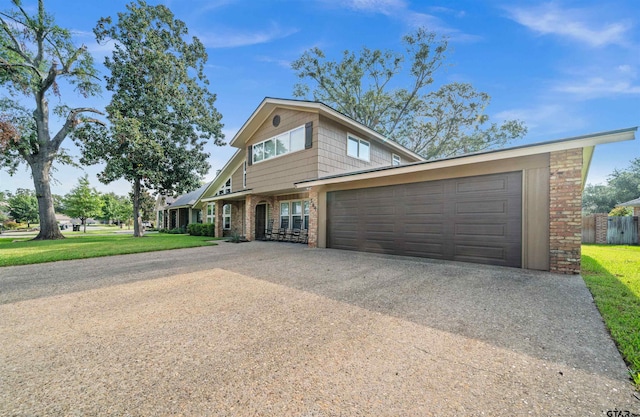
[0,241,638,416]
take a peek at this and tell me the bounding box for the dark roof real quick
[169,183,210,208]
[617,197,640,207]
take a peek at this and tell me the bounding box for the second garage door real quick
[326,171,522,267]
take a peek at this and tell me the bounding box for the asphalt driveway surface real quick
[1,241,638,416]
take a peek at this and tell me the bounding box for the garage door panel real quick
[455,200,508,215]
[405,203,444,215]
[327,172,522,267]
[455,244,506,259]
[455,223,507,237]
[404,222,444,234]
[455,177,508,194]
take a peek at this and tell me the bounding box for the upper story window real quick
[217,178,231,195]
[253,125,305,164]
[347,134,370,161]
[243,161,247,188]
[392,154,401,166]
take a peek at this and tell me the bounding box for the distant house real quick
[168,97,635,274]
[617,196,640,217]
[156,184,208,230]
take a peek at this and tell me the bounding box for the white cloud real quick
[255,55,291,69]
[505,3,632,47]
[319,0,479,42]
[344,0,407,15]
[494,104,587,139]
[553,65,640,98]
[197,23,299,48]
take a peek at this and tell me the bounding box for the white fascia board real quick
[296,127,636,188]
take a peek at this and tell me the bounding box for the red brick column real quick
[245,195,262,241]
[214,200,223,238]
[308,189,319,248]
[594,213,608,244]
[549,149,583,274]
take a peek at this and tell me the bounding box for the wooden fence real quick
[582,214,639,244]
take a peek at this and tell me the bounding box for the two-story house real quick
[188,97,635,274]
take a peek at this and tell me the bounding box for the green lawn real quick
[0,234,220,267]
[582,245,640,387]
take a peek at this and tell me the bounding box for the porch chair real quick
[263,219,275,241]
[290,218,302,243]
[277,218,289,241]
[299,229,308,244]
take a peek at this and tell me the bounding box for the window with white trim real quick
[392,154,401,166]
[252,125,305,164]
[280,202,290,229]
[217,178,231,195]
[206,203,215,224]
[243,161,247,188]
[347,134,370,161]
[223,204,231,230]
[279,199,309,229]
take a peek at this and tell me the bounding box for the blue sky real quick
[1,0,639,196]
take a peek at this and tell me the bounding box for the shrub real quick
[3,221,18,230]
[204,223,215,237]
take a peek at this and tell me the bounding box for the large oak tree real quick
[74,0,224,237]
[0,0,102,239]
[292,28,526,160]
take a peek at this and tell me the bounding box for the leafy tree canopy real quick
[74,0,224,237]
[583,157,640,214]
[99,192,132,226]
[292,28,526,160]
[0,0,102,240]
[8,188,38,226]
[63,175,103,232]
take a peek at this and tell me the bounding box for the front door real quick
[255,204,266,240]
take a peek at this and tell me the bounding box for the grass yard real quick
[0,234,219,267]
[582,245,640,388]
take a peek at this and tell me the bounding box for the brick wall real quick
[594,213,608,244]
[308,189,318,248]
[549,149,583,274]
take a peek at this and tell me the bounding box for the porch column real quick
[245,195,262,241]
[549,148,583,274]
[308,188,319,248]
[215,200,223,238]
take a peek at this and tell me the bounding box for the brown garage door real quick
[327,172,522,267]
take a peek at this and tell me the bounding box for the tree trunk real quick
[82,218,87,233]
[133,178,144,237]
[30,159,64,240]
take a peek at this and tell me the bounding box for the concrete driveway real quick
[1,241,638,416]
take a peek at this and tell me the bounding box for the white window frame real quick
[347,134,370,161]
[243,161,247,188]
[217,178,232,195]
[223,204,231,230]
[392,154,401,166]
[252,125,305,164]
[279,199,310,230]
[206,203,215,224]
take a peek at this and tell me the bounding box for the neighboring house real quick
[617,197,640,217]
[157,184,208,230]
[188,97,635,274]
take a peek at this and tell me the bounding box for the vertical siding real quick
[317,115,395,176]
[245,109,319,194]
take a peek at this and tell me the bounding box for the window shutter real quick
[305,121,313,149]
[247,146,252,166]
